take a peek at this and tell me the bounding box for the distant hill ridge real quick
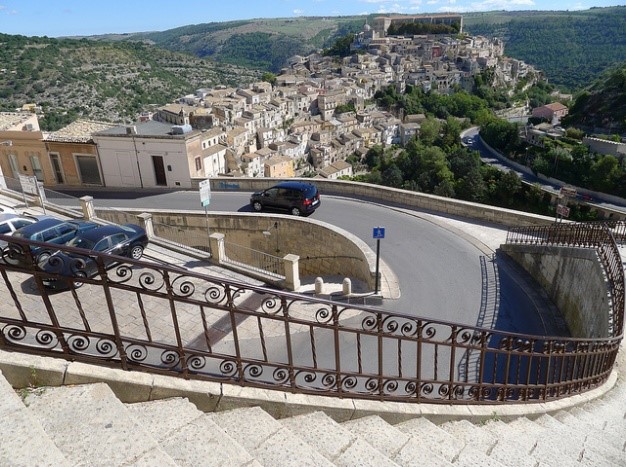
[2,7,626,129]
[94,7,626,91]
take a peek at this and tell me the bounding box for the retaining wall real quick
[501,244,610,338]
[95,208,377,288]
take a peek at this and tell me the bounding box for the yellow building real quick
[264,155,295,178]
[0,112,50,184]
[44,120,115,186]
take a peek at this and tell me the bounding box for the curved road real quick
[463,128,626,213]
[49,188,555,336]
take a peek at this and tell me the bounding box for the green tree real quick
[418,118,441,146]
[493,170,522,207]
[590,155,619,192]
[381,164,404,188]
[456,167,486,202]
[261,72,276,85]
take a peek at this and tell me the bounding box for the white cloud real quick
[467,0,535,10]
[293,9,305,15]
[570,2,587,10]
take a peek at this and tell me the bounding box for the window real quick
[195,157,202,171]
[29,156,44,182]
[94,238,111,252]
[75,155,103,185]
[110,233,127,245]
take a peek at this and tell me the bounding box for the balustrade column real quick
[209,233,225,264]
[80,195,96,220]
[137,213,154,239]
[283,253,300,291]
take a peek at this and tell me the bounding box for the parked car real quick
[0,213,53,249]
[250,181,321,216]
[7,218,99,265]
[41,224,149,289]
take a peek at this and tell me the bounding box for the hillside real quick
[92,8,626,92]
[462,6,626,91]
[0,33,262,128]
[563,63,626,133]
[97,16,370,73]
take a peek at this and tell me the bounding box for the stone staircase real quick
[1,366,625,467]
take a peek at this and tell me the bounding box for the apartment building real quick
[0,112,50,185]
[44,120,115,186]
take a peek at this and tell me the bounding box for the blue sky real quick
[0,0,623,37]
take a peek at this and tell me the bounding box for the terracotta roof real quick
[44,120,116,143]
[0,112,32,131]
[545,102,568,112]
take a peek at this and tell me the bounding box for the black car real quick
[41,224,149,289]
[250,181,321,216]
[7,218,99,265]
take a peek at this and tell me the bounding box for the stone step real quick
[390,415,507,467]
[341,415,452,466]
[280,411,399,466]
[395,416,465,463]
[553,409,626,452]
[126,397,257,466]
[566,405,626,445]
[25,382,178,466]
[439,419,498,455]
[503,416,598,467]
[209,406,333,466]
[0,370,70,467]
[533,413,625,466]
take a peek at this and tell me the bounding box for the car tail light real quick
[303,198,312,206]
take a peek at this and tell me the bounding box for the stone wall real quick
[200,177,557,228]
[94,208,377,288]
[501,244,610,338]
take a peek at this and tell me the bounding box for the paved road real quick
[47,188,556,336]
[463,128,626,214]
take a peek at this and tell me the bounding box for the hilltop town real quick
[0,15,541,190]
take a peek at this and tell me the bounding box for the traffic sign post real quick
[373,227,385,295]
[556,185,575,223]
[199,179,211,239]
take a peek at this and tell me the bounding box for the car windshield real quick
[67,237,95,250]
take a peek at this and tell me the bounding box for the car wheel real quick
[72,272,86,289]
[290,207,301,216]
[252,201,263,212]
[37,251,51,265]
[130,245,144,260]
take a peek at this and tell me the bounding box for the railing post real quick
[209,233,225,265]
[283,253,300,291]
[80,195,96,220]
[137,213,154,239]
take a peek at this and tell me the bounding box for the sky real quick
[0,0,623,37]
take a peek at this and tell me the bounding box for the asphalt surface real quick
[40,188,559,337]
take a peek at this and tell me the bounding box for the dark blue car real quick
[41,224,149,290]
[8,218,98,265]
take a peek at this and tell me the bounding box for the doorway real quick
[50,154,65,184]
[152,156,167,186]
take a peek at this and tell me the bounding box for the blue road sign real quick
[373,227,385,239]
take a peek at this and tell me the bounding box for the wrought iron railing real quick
[506,222,624,338]
[0,222,622,404]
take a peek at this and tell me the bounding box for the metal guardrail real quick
[0,221,622,404]
[223,241,285,280]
